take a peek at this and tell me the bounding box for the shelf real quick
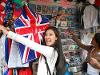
[69,65,82,73]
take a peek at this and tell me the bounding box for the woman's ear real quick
[56,37,58,41]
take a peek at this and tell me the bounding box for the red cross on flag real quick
[14,5,49,63]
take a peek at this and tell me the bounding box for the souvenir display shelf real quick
[58,7,82,73]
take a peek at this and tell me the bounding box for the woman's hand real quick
[0,25,9,35]
[65,28,76,36]
[90,57,100,69]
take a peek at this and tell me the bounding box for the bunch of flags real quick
[0,0,49,64]
[0,0,50,75]
[14,5,49,63]
[3,68,18,75]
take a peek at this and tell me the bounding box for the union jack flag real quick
[14,5,49,63]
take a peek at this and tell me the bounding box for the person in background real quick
[0,25,68,75]
[66,29,100,75]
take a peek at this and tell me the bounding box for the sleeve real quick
[47,50,58,75]
[7,31,54,58]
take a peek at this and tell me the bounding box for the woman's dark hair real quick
[0,32,3,38]
[43,26,66,75]
[94,33,100,47]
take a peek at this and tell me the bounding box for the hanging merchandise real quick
[0,0,6,25]
[95,0,100,7]
[3,67,9,75]
[12,0,24,20]
[12,0,23,8]
[36,0,53,5]
[12,0,31,20]
[18,68,32,75]
[0,34,6,75]
[94,0,100,25]
[82,5,99,29]
[0,0,14,72]
[8,4,49,68]
[12,4,22,20]
[3,0,13,27]
[60,0,73,8]
[0,1,44,75]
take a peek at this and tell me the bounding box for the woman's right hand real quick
[0,25,9,35]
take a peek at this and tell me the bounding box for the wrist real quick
[3,28,9,36]
[96,62,100,68]
[5,30,9,36]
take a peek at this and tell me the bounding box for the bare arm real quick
[72,34,91,50]
[89,58,100,69]
[67,29,91,50]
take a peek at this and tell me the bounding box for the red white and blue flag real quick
[14,5,49,63]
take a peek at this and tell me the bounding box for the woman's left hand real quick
[0,25,9,35]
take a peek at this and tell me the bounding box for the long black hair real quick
[43,26,66,75]
[94,33,100,47]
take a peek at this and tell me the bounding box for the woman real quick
[67,29,100,75]
[0,25,67,75]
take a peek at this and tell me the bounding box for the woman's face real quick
[44,29,57,46]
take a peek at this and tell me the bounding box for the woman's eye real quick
[50,34,53,36]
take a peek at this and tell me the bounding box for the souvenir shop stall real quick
[0,0,100,75]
